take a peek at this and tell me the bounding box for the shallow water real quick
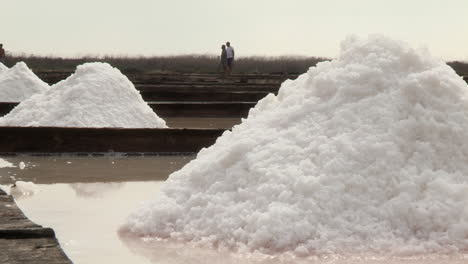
[1,155,468,264]
[0,155,193,184]
[0,155,192,264]
[11,182,163,264]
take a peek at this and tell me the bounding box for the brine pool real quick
[1,155,467,264]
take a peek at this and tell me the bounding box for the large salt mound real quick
[0,62,166,128]
[0,62,49,102]
[121,35,468,255]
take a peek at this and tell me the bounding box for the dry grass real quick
[3,53,467,76]
[3,54,327,74]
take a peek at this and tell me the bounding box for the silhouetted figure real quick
[220,45,228,74]
[0,44,5,64]
[226,41,235,74]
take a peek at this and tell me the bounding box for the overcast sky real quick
[2,0,467,60]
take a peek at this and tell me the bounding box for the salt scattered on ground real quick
[0,62,167,128]
[0,62,49,102]
[10,181,39,198]
[0,158,15,168]
[121,35,468,256]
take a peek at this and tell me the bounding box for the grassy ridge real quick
[3,54,327,74]
[2,54,467,76]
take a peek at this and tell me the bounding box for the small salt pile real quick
[0,62,166,128]
[10,181,39,198]
[0,158,15,168]
[0,62,49,102]
[120,35,468,256]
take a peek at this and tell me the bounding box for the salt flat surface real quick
[121,35,468,256]
[0,61,49,102]
[0,62,166,128]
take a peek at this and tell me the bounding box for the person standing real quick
[220,44,228,74]
[0,44,5,64]
[226,41,235,74]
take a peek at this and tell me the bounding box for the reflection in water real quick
[119,234,290,264]
[70,182,125,198]
[16,182,163,264]
[118,234,468,264]
[10,181,40,200]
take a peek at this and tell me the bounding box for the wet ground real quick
[165,117,241,129]
[1,155,468,264]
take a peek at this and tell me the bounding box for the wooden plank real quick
[0,228,56,239]
[0,237,72,264]
[0,102,255,118]
[0,195,40,230]
[135,84,279,93]
[35,71,295,85]
[141,91,270,102]
[149,102,254,117]
[0,127,225,153]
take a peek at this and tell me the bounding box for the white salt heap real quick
[121,35,468,256]
[0,62,166,128]
[0,62,49,102]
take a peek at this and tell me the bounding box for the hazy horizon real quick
[2,0,467,61]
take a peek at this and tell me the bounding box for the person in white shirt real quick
[226,42,235,74]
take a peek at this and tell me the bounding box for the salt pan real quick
[121,35,468,256]
[0,62,49,102]
[0,62,166,128]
